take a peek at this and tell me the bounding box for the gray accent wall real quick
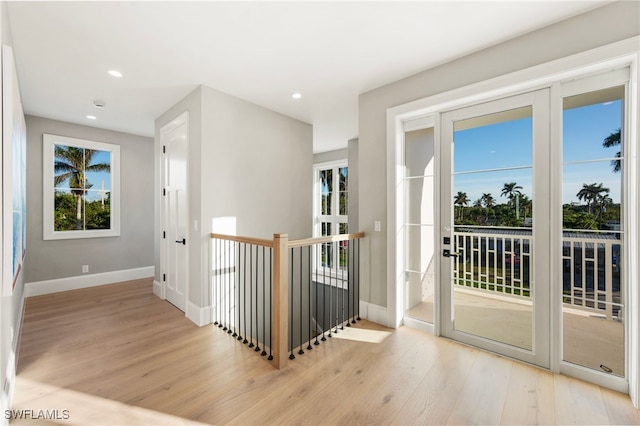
[358,1,640,308]
[155,85,312,311]
[24,116,154,283]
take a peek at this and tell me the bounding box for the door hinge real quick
[163,273,166,282]
[162,145,166,154]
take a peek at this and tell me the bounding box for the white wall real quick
[358,1,640,308]
[155,85,312,316]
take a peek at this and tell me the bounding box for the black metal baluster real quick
[356,238,361,321]
[268,248,273,361]
[289,248,295,359]
[341,241,346,330]
[222,239,228,332]
[298,246,304,355]
[214,239,219,326]
[243,243,248,344]
[237,242,243,341]
[321,242,326,342]
[227,240,233,334]
[327,241,332,338]
[261,246,267,356]
[307,245,313,351]
[254,245,260,352]
[314,243,320,345]
[347,239,352,326]
[334,241,339,334]
[249,244,254,348]
[236,242,241,337]
[232,241,238,338]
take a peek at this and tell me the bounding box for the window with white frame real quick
[43,134,120,240]
[314,160,348,273]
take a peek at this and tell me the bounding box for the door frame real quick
[159,111,189,311]
[386,37,639,403]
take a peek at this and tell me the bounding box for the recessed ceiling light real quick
[108,70,123,78]
[86,115,97,120]
[93,100,106,108]
[291,92,302,99]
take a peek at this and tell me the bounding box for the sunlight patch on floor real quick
[331,327,391,343]
[10,377,209,426]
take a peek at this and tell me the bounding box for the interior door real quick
[162,112,189,312]
[440,90,550,368]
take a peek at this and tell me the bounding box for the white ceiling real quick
[7,1,608,153]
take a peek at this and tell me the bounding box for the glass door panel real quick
[440,90,550,368]
[452,106,534,351]
[561,85,625,377]
[404,128,436,324]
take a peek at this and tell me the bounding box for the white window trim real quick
[43,134,121,240]
[386,37,639,406]
[313,159,348,284]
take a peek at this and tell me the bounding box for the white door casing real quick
[161,112,189,312]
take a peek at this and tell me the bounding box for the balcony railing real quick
[453,227,622,320]
[210,232,365,368]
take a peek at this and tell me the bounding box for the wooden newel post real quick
[272,233,289,368]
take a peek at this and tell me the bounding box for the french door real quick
[438,68,629,382]
[440,89,551,368]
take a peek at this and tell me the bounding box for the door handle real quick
[175,238,186,245]
[442,249,459,258]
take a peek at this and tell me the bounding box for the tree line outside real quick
[454,129,622,231]
[454,181,619,230]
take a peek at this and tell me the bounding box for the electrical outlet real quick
[82,265,89,273]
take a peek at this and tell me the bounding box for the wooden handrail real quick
[210,233,274,248]
[210,232,365,249]
[288,232,365,248]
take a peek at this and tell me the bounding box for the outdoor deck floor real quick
[407,290,624,376]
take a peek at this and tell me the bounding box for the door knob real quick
[175,238,186,245]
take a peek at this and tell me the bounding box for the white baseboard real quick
[359,301,388,327]
[25,266,154,297]
[186,301,212,327]
[153,280,163,298]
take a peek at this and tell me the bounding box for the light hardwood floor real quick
[11,279,640,425]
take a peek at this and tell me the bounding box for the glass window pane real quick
[405,176,434,225]
[53,144,112,232]
[339,167,348,215]
[562,86,624,376]
[405,127,435,178]
[454,106,532,172]
[563,87,624,164]
[320,169,333,215]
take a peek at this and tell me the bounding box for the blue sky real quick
[453,99,622,205]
